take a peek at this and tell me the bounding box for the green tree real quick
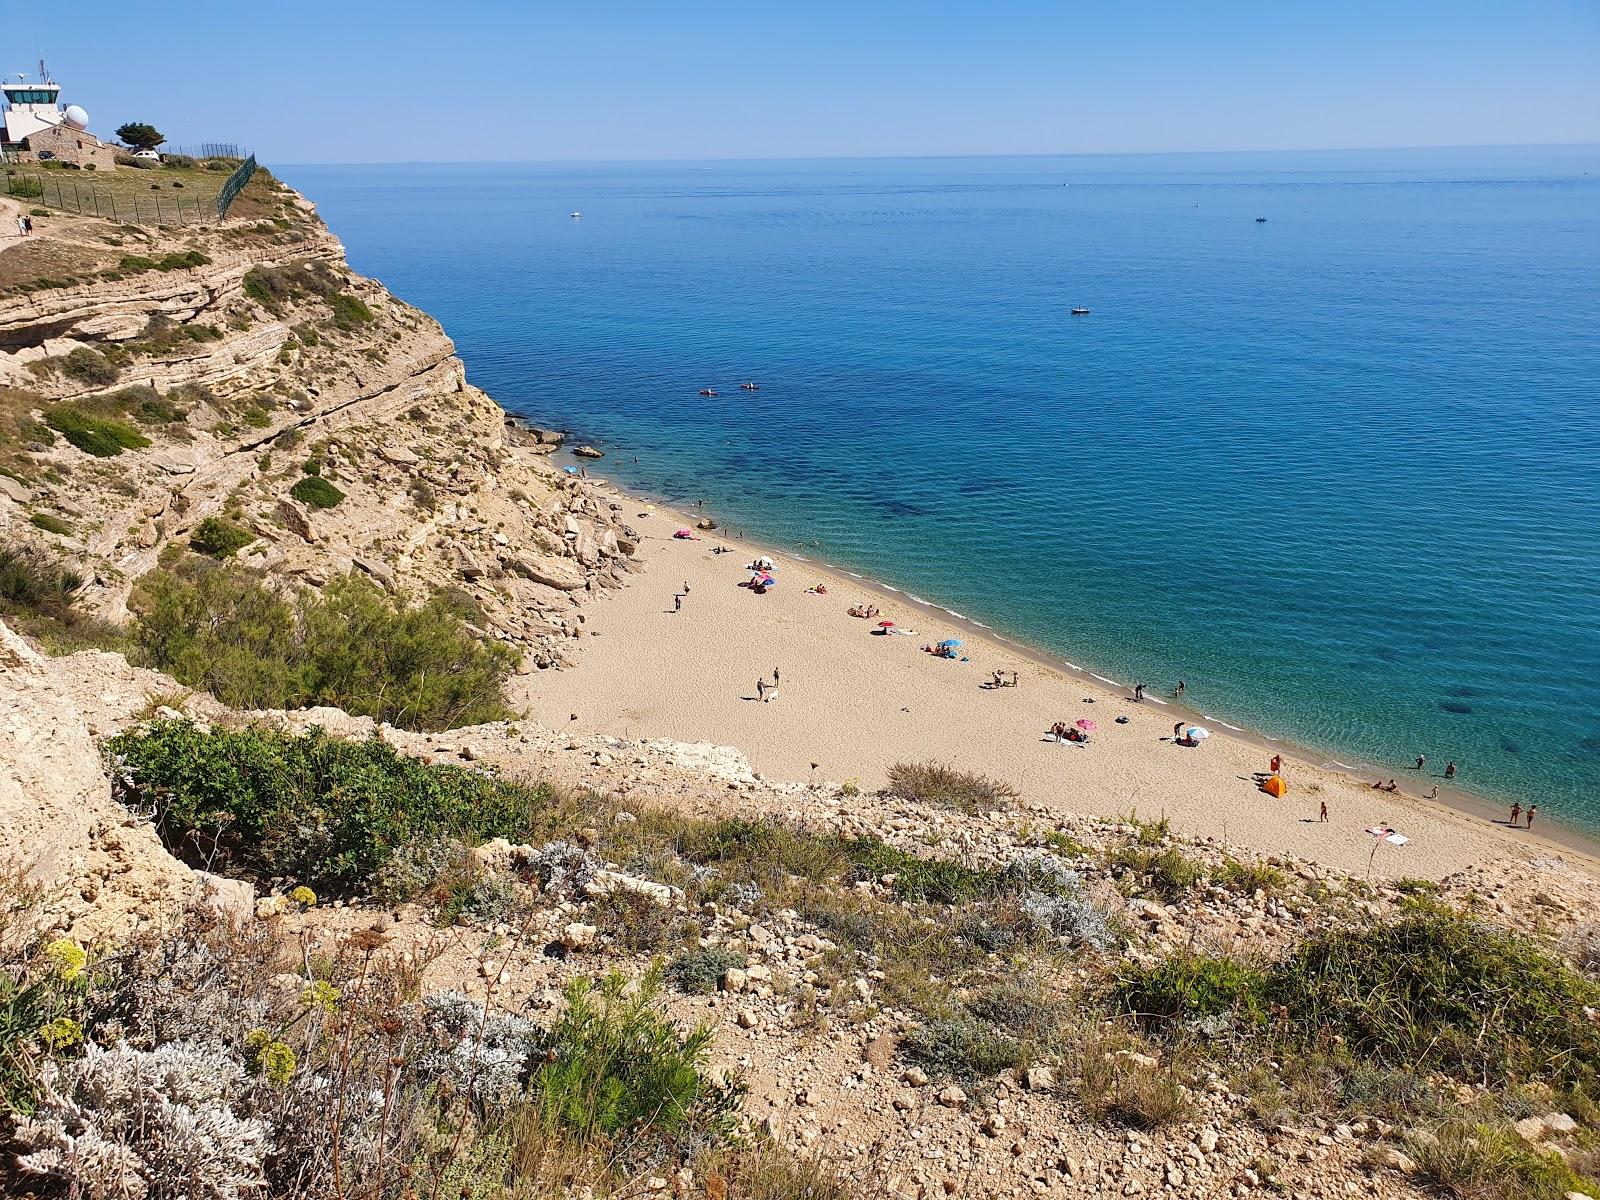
[114,122,165,151]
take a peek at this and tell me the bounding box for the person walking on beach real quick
[1525,804,1537,829]
[1509,803,1522,827]
[14,215,26,238]
[1319,800,1328,823]
[1444,761,1457,780]
[756,678,766,702]
[1270,753,1282,775]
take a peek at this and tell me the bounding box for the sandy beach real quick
[520,481,1599,881]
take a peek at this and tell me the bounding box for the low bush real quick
[1409,1119,1597,1200]
[132,562,517,730]
[667,946,747,995]
[1106,845,1205,900]
[0,544,121,653]
[327,291,374,328]
[1117,949,1268,1022]
[59,347,120,386]
[188,515,254,558]
[43,404,149,457]
[1076,1031,1195,1129]
[525,965,743,1159]
[27,513,71,535]
[110,720,561,892]
[1271,907,1600,1087]
[1213,857,1287,894]
[886,761,1018,815]
[847,838,998,904]
[288,475,344,510]
[903,1015,1028,1081]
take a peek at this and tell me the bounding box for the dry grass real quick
[886,761,1019,815]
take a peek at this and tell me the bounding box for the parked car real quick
[130,149,161,161]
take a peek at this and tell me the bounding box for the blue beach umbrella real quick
[938,638,963,648]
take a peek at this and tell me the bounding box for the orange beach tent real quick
[1262,774,1287,798]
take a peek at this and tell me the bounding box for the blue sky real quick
[7,1,1597,162]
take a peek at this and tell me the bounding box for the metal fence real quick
[216,154,257,219]
[164,142,248,160]
[1,152,259,225]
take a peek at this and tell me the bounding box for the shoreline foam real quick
[521,466,1600,878]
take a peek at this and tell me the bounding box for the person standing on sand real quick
[673,593,682,613]
[1427,785,1439,799]
[14,215,25,238]
[756,678,766,701]
[773,666,780,685]
[1270,754,1282,775]
[1319,800,1328,823]
[1526,804,1537,829]
[1445,761,1457,780]
[1173,721,1184,740]
[1509,803,1522,826]
[683,581,690,595]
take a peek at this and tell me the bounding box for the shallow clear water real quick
[284,148,1600,829]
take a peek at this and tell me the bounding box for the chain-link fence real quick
[2,153,258,225]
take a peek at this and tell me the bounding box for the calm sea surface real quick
[284,149,1600,829]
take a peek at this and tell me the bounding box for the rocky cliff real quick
[0,168,635,660]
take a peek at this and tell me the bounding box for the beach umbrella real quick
[1076,719,1096,732]
[938,638,963,648]
[878,620,896,628]
[1185,726,1211,741]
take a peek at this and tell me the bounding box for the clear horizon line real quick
[273,140,1600,170]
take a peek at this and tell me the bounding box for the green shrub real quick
[885,761,1018,815]
[188,515,254,558]
[27,513,71,536]
[109,720,557,892]
[328,292,374,328]
[666,947,747,996]
[289,475,344,510]
[132,564,516,730]
[43,405,149,457]
[1270,908,1600,1087]
[59,348,120,387]
[1117,949,1269,1022]
[527,965,743,1156]
[7,177,43,199]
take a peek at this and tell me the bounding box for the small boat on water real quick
[698,388,718,397]
[740,381,760,391]
[570,211,582,219]
[1255,216,1267,223]
[1070,307,1090,315]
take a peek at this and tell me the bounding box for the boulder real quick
[377,445,420,467]
[508,554,585,591]
[276,499,317,543]
[573,445,604,459]
[0,475,32,505]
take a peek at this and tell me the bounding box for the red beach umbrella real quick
[1076,719,1097,732]
[878,620,896,628]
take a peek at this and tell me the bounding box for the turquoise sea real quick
[285,148,1600,831]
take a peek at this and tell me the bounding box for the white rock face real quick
[0,620,195,939]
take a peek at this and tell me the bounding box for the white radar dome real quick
[61,105,89,130]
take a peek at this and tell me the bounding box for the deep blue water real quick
[284,148,1600,829]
